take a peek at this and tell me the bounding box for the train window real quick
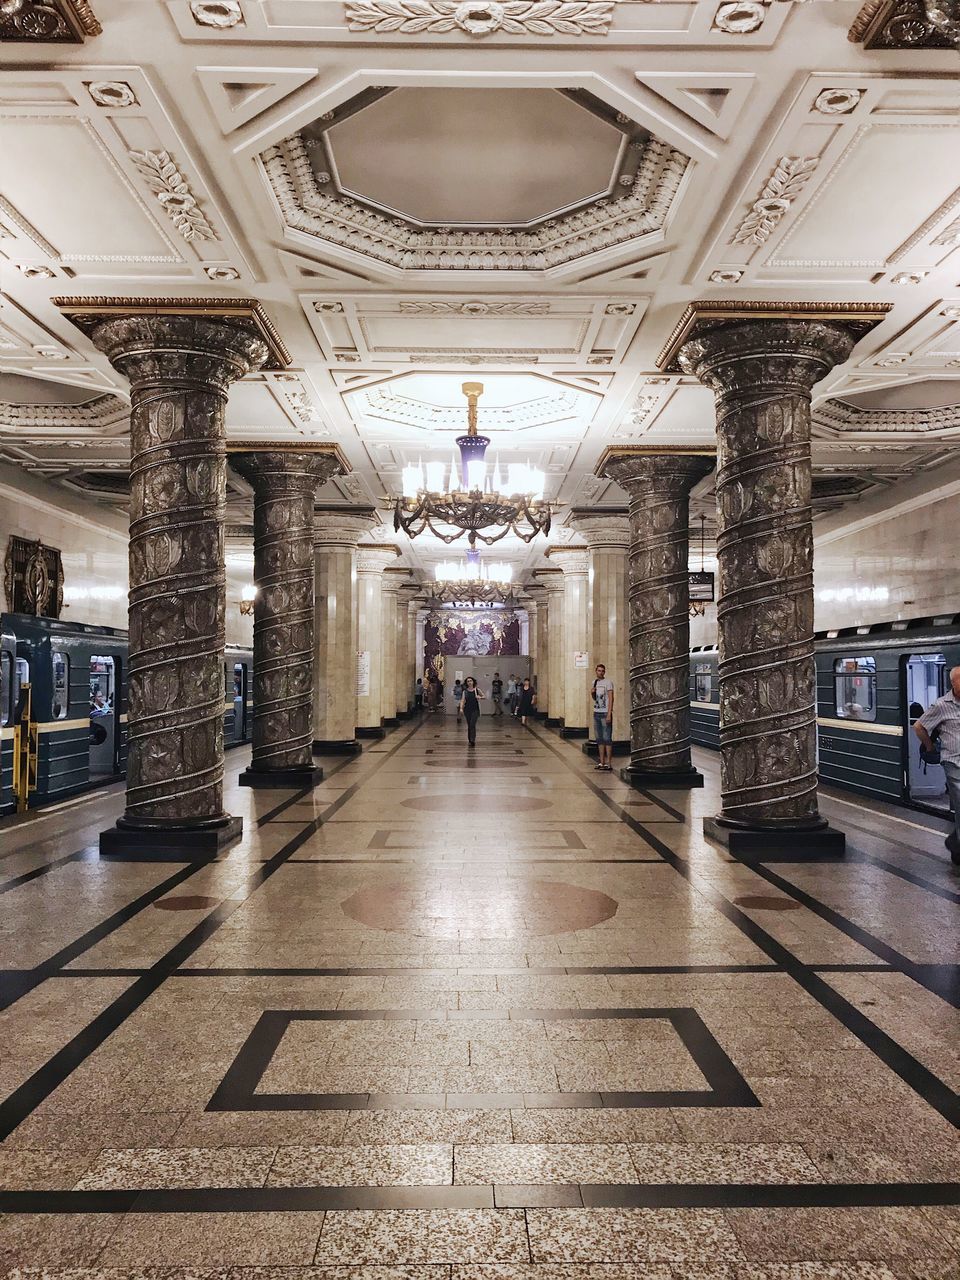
[13,658,29,714]
[89,656,115,714]
[695,664,713,702]
[51,651,69,720]
[0,651,10,727]
[834,656,877,722]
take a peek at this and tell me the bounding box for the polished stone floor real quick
[0,713,958,1278]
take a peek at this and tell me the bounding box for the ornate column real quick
[596,454,713,786]
[398,585,424,717]
[547,546,591,737]
[525,583,548,716]
[55,297,285,856]
[533,569,564,724]
[312,508,378,754]
[570,510,631,758]
[355,544,399,738]
[662,300,890,853]
[380,566,408,726]
[229,446,347,788]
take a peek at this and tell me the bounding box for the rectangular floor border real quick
[527,722,960,1130]
[0,719,425,1143]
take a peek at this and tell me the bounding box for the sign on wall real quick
[356,650,370,697]
[574,651,589,669]
[689,571,715,603]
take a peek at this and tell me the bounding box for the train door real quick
[904,652,948,807]
[235,662,247,742]
[89,654,119,778]
[0,631,15,810]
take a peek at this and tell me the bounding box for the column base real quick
[560,725,588,739]
[531,710,549,721]
[621,764,704,789]
[313,739,362,755]
[356,725,386,740]
[545,716,563,729]
[239,765,324,789]
[703,815,846,858]
[582,739,631,758]
[396,708,413,721]
[382,716,399,728]
[100,815,243,859]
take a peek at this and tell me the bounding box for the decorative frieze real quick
[129,151,219,244]
[343,0,615,38]
[730,156,820,248]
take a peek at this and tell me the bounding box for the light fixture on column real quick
[239,584,257,616]
[394,382,552,548]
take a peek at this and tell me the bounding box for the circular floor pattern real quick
[153,895,222,911]
[401,794,552,811]
[732,894,801,911]
[340,877,619,935]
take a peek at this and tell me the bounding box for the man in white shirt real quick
[591,663,615,772]
[913,664,960,864]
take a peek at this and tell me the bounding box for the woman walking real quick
[517,677,536,727]
[458,675,485,747]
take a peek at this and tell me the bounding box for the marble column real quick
[355,544,399,738]
[547,547,591,737]
[312,507,377,754]
[570,510,631,757]
[525,583,548,716]
[665,300,889,853]
[398,585,424,717]
[230,446,346,788]
[533,569,563,724]
[597,454,713,786]
[380,567,408,727]
[55,298,282,856]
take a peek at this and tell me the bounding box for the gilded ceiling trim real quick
[848,0,952,47]
[0,0,101,41]
[595,445,716,476]
[226,441,351,473]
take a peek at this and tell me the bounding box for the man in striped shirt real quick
[913,665,960,864]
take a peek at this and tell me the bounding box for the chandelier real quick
[394,382,552,547]
[431,582,518,606]
[431,552,516,604]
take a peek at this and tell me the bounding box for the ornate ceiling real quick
[0,0,959,583]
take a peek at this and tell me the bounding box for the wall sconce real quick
[239,584,257,616]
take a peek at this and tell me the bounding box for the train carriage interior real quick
[1,3,959,1274]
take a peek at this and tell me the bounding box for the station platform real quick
[0,715,957,1275]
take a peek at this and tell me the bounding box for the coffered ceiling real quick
[1,0,959,584]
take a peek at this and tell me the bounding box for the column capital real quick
[229,443,347,494]
[314,506,379,550]
[598,448,715,496]
[382,565,411,594]
[524,582,548,603]
[534,566,565,595]
[357,544,401,575]
[656,300,890,383]
[546,545,590,576]
[53,295,290,384]
[568,508,631,550]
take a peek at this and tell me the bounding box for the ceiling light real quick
[393,382,552,549]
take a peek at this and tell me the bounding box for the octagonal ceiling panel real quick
[262,85,690,273]
[324,89,624,229]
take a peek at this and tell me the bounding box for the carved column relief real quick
[313,509,378,753]
[597,454,713,785]
[230,447,345,787]
[547,547,591,737]
[668,302,890,851]
[356,544,400,736]
[54,302,284,855]
[571,511,631,756]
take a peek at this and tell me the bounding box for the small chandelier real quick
[432,582,519,606]
[239,584,257,616]
[394,382,552,548]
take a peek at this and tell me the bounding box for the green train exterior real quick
[689,615,960,818]
[0,613,253,815]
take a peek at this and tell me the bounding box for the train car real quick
[224,646,254,749]
[689,613,960,819]
[0,612,128,813]
[0,614,255,815]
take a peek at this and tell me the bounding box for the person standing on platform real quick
[591,662,615,772]
[914,665,960,864]
[453,677,464,725]
[414,678,423,712]
[506,674,517,716]
[517,676,536,727]
[459,676,485,748]
[491,672,504,716]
